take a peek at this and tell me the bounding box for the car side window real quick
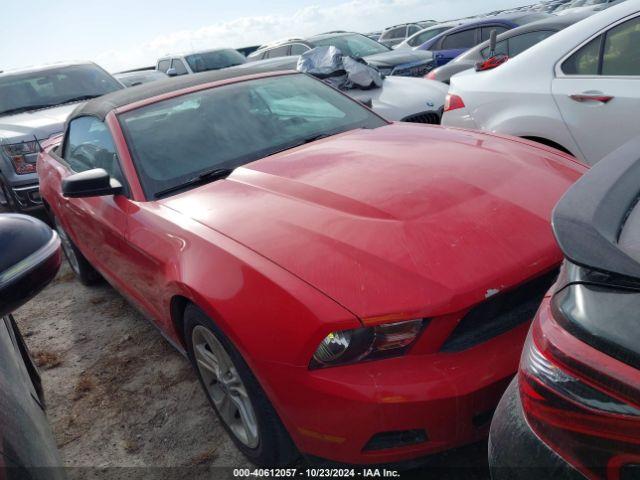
[480,40,508,59]
[157,59,171,73]
[63,117,125,186]
[601,16,640,76]
[381,27,404,40]
[410,27,447,47]
[441,29,476,49]
[507,30,555,57]
[480,26,508,42]
[407,25,420,36]
[171,59,189,75]
[265,45,290,59]
[562,35,602,75]
[290,44,310,55]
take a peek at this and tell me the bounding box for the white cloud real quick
[96,0,527,72]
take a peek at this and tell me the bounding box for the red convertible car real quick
[38,68,585,466]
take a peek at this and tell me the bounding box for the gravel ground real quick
[14,262,250,479]
[10,209,490,479]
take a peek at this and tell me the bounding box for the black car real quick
[427,12,592,84]
[0,213,64,479]
[489,138,640,480]
[246,32,434,77]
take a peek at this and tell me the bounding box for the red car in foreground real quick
[38,68,584,466]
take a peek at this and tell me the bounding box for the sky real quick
[2,0,531,73]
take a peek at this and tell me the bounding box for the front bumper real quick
[11,183,42,210]
[264,322,529,465]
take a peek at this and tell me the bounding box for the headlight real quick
[2,140,41,174]
[311,319,425,369]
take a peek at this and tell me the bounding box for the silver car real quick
[156,49,247,77]
[0,62,122,212]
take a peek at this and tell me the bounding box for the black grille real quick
[393,63,433,77]
[363,429,427,452]
[402,111,441,125]
[440,269,560,353]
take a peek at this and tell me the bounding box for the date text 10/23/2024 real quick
[233,469,401,478]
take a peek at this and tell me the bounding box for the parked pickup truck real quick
[0,62,122,212]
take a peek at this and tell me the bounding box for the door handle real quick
[570,94,614,104]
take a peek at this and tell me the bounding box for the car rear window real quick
[119,74,386,198]
[185,49,247,73]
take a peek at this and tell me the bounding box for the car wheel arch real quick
[168,290,244,360]
[520,136,574,156]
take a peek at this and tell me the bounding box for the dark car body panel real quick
[0,214,64,478]
[0,315,66,479]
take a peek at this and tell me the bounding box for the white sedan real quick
[442,0,640,165]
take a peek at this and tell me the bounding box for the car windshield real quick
[119,74,386,198]
[0,65,122,116]
[312,34,390,57]
[185,50,247,73]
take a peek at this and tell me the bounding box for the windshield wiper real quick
[59,94,101,104]
[301,133,333,144]
[0,94,102,116]
[154,167,235,198]
[0,104,58,116]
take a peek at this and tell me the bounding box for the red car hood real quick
[161,124,584,320]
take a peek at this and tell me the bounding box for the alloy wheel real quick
[192,325,260,448]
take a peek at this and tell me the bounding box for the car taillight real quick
[519,300,640,479]
[475,54,509,72]
[444,93,465,112]
[425,70,437,80]
[2,140,40,174]
[310,319,425,369]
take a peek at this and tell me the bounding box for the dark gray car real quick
[426,12,593,84]
[247,32,434,77]
[1,213,64,479]
[0,63,122,212]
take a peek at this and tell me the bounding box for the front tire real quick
[53,216,101,286]
[184,304,298,466]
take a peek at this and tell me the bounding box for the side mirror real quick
[166,68,178,77]
[489,29,498,57]
[62,168,123,198]
[0,214,61,316]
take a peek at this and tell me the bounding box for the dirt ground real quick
[14,262,251,478]
[13,238,490,479]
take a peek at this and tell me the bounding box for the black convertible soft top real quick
[552,137,640,280]
[69,68,297,121]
